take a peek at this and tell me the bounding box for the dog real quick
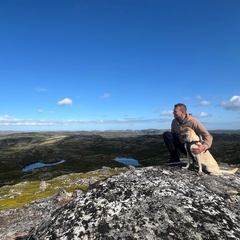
[180,127,238,176]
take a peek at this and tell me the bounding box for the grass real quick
[0,167,128,210]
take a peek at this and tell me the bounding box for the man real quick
[163,103,213,165]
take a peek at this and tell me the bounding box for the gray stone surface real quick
[14,165,240,240]
[0,189,72,240]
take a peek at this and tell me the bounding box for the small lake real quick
[22,160,66,172]
[115,157,141,166]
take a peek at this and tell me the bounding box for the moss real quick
[0,167,127,210]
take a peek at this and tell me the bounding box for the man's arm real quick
[192,121,213,154]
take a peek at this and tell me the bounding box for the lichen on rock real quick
[17,166,240,240]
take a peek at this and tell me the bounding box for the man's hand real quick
[191,143,205,154]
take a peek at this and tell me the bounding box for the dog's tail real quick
[221,168,238,174]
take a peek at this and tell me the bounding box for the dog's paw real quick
[198,171,203,176]
[182,164,190,170]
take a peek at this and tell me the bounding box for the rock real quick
[0,190,72,240]
[72,189,83,198]
[39,181,49,191]
[128,165,136,172]
[75,176,102,186]
[0,167,126,240]
[15,166,240,240]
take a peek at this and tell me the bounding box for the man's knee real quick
[163,131,173,140]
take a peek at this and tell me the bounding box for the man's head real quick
[173,103,187,120]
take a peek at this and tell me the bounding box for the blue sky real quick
[0,0,239,131]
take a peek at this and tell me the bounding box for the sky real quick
[0,0,240,131]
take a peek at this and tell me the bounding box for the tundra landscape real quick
[0,130,239,239]
[0,129,239,187]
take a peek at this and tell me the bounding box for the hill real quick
[0,130,239,187]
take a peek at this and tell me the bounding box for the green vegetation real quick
[0,167,128,210]
[0,131,165,187]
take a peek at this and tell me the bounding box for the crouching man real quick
[163,103,212,165]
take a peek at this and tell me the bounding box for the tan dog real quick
[180,127,238,176]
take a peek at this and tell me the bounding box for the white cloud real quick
[58,98,73,106]
[100,93,110,99]
[195,112,210,118]
[221,95,240,111]
[0,116,167,127]
[197,101,211,106]
[183,95,202,101]
[0,115,17,122]
[160,110,173,116]
[0,115,239,130]
[38,109,43,113]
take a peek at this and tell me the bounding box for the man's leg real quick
[178,142,187,155]
[163,131,183,164]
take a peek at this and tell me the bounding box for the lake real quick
[115,157,141,166]
[22,157,141,172]
[22,160,66,172]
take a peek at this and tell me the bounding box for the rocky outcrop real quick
[0,189,72,240]
[0,167,123,240]
[16,165,239,240]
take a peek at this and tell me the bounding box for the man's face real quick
[173,107,184,119]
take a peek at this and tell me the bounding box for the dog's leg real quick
[182,143,191,169]
[190,144,203,175]
[195,155,203,175]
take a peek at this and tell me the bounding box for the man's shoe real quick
[188,163,199,171]
[164,158,180,165]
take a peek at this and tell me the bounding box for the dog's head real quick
[180,127,199,143]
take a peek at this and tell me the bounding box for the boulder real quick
[17,165,240,240]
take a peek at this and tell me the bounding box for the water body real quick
[115,157,141,167]
[22,160,66,172]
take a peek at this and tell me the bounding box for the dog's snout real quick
[180,131,186,137]
[180,131,188,141]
